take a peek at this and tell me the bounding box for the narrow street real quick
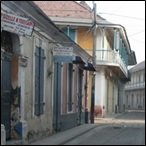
[64,111,145,145]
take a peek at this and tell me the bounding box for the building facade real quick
[1,1,94,145]
[124,61,145,110]
[34,1,137,118]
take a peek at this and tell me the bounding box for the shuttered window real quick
[35,46,45,115]
[62,28,76,41]
[68,63,73,112]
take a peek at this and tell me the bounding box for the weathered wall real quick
[60,112,86,132]
[125,90,145,110]
[22,33,53,143]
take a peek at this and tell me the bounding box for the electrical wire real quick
[98,13,145,21]
[129,38,145,44]
[128,29,145,37]
[112,2,128,14]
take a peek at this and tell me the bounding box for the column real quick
[113,29,117,50]
[119,38,122,56]
[95,67,105,117]
[102,28,105,60]
[19,55,28,144]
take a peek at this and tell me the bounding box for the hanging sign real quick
[53,47,73,62]
[1,12,34,36]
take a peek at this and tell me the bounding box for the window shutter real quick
[39,48,45,114]
[62,28,75,41]
[68,63,73,112]
[69,29,75,41]
[35,47,40,115]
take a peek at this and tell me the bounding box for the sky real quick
[85,1,145,65]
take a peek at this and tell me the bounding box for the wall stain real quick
[27,127,51,142]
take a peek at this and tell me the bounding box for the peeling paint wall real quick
[11,86,21,139]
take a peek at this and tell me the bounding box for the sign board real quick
[53,47,73,62]
[1,12,34,36]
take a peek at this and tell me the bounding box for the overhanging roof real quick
[1,1,93,64]
[128,50,137,65]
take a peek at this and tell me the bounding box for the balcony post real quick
[67,26,70,36]
[113,29,116,50]
[119,38,122,56]
[116,30,120,51]
[126,53,128,65]
[102,28,105,60]
[122,46,125,64]
[121,42,124,58]
[124,49,127,65]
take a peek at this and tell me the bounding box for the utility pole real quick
[90,1,97,123]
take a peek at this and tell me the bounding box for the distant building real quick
[124,61,145,110]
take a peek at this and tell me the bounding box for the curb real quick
[29,124,99,145]
[58,124,99,145]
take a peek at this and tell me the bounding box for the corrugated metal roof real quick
[129,61,145,73]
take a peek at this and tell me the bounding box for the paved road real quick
[64,111,145,145]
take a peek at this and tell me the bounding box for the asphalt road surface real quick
[64,111,145,145]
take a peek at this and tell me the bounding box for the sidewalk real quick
[29,124,99,145]
[29,113,123,145]
[95,112,125,122]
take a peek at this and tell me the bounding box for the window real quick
[139,74,141,83]
[132,94,134,107]
[126,95,128,103]
[143,96,145,108]
[62,27,76,41]
[131,74,133,83]
[67,63,73,112]
[143,73,145,81]
[34,46,45,115]
[140,95,141,105]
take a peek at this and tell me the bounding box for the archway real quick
[1,30,20,140]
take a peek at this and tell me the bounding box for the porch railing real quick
[125,82,145,90]
[96,49,128,76]
[85,49,128,76]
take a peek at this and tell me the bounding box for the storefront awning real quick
[72,56,85,64]
[72,56,95,71]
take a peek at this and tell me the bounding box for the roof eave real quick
[49,16,93,27]
[96,22,131,54]
[1,1,93,63]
